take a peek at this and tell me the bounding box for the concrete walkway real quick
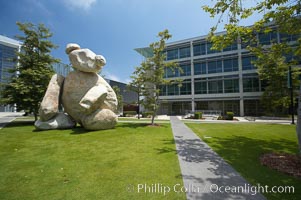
[170,116,266,200]
[0,112,24,129]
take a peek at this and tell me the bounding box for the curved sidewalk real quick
[170,116,266,200]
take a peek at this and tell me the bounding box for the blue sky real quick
[0,0,260,83]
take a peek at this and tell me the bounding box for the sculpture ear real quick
[66,43,80,55]
[95,55,106,67]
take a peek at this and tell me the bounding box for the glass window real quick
[280,33,300,43]
[167,49,178,60]
[208,80,223,94]
[179,64,191,76]
[194,63,206,75]
[159,85,167,96]
[179,47,190,58]
[243,74,260,92]
[208,60,222,74]
[193,44,200,56]
[193,43,206,56]
[242,56,256,70]
[223,58,238,72]
[194,81,207,94]
[180,80,191,95]
[167,84,180,96]
[224,79,239,93]
[258,30,278,45]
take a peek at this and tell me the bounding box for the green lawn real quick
[186,123,301,200]
[0,121,185,200]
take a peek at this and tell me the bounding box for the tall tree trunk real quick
[151,114,155,125]
[137,93,140,120]
[297,84,301,156]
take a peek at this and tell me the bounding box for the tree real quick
[203,0,301,113]
[127,72,144,119]
[203,0,301,153]
[131,29,181,125]
[112,85,123,114]
[0,22,59,121]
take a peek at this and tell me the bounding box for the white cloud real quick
[63,0,97,11]
[25,0,52,16]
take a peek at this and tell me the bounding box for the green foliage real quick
[0,22,59,120]
[194,112,203,119]
[131,29,182,125]
[112,85,123,113]
[127,72,144,119]
[142,111,153,118]
[203,0,301,114]
[226,112,234,120]
[123,111,137,117]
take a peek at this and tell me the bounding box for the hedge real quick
[226,112,234,120]
[194,112,202,119]
[123,111,137,117]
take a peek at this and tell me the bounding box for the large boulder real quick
[62,70,117,125]
[35,113,76,130]
[39,74,65,121]
[82,109,117,130]
[68,48,106,73]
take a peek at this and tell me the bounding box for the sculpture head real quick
[66,43,106,73]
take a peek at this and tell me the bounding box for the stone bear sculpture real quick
[35,43,118,130]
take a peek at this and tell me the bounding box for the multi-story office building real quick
[0,35,21,112]
[136,29,298,116]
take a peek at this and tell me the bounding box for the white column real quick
[190,40,195,113]
[238,36,244,116]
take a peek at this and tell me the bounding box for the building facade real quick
[105,79,138,105]
[52,62,73,77]
[0,35,21,112]
[136,29,298,116]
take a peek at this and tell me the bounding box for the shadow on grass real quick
[70,123,153,135]
[70,127,89,135]
[117,122,152,129]
[155,139,177,154]
[155,147,177,154]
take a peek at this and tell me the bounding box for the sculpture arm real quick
[79,85,108,114]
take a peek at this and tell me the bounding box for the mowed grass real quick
[0,121,185,200]
[186,123,301,200]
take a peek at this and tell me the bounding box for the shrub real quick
[123,111,137,117]
[142,112,153,118]
[226,112,234,120]
[194,112,202,119]
[217,116,224,120]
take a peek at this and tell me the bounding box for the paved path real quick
[0,112,24,129]
[170,116,266,200]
